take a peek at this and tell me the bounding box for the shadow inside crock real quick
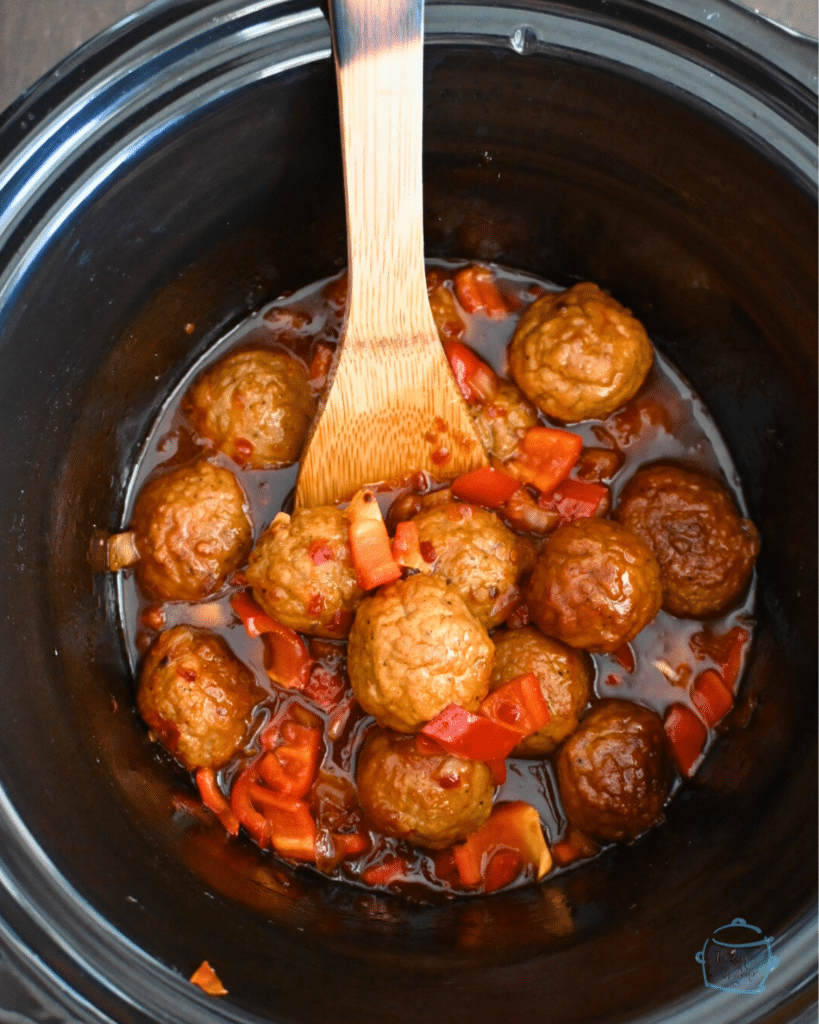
[0,15,815,1024]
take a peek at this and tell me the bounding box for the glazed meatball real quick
[556,699,672,842]
[508,282,653,422]
[489,626,592,757]
[356,728,493,849]
[246,506,364,638]
[525,518,662,652]
[137,625,264,771]
[183,347,316,469]
[347,575,494,733]
[132,459,252,602]
[615,464,760,618]
[469,379,539,461]
[413,502,534,629]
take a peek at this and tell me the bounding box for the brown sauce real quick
[117,260,756,901]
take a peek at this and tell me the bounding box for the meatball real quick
[132,459,252,602]
[525,518,662,652]
[469,379,539,461]
[556,699,672,842]
[183,347,316,469]
[489,626,592,757]
[246,506,364,638]
[508,282,653,422]
[137,625,264,771]
[356,728,493,849]
[347,575,494,733]
[412,502,533,629]
[615,464,760,617]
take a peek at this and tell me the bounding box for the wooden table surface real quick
[0,0,815,116]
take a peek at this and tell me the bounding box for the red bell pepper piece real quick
[551,825,600,867]
[611,643,635,672]
[302,664,347,712]
[420,704,522,762]
[189,961,228,997]
[230,758,317,860]
[230,590,312,690]
[452,802,552,891]
[451,466,520,509]
[690,669,734,728]
[508,427,583,495]
[329,832,370,861]
[664,704,707,778]
[716,626,750,690]
[539,477,609,524]
[345,489,402,590]
[478,673,550,737]
[391,520,430,573]
[454,265,510,319]
[195,768,240,837]
[442,339,500,404]
[361,853,411,887]
[257,718,322,799]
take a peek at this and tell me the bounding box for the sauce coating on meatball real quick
[615,463,760,618]
[137,625,264,770]
[356,728,494,849]
[508,282,653,422]
[184,347,316,469]
[347,574,494,733]
[556,699,672,842]
[525,518,662,652]
[132,459,252,602]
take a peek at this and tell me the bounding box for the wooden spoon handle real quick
[330,0,435,350]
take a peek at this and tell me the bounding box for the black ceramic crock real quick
[0,1,815,1021]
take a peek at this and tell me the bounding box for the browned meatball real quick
[137,625,264,771]
[615,464,760,618]
[347,575,494,733]
[183,347,316,469]
[556,699,672,842]
[489,626,592,757]
[132,459,252,602]
[525,518,662,652]
[412,502,533,629]
[246,506,364,638]
[469,379,539,461]
[356,728,493,849]
[508,282,653,422]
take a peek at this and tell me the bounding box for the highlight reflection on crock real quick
[695,919,779,994]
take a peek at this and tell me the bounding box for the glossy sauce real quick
[117,261,755,900]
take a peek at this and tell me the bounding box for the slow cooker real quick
[0,0,815,1021]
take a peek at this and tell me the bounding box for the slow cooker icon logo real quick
[695,918,779,994]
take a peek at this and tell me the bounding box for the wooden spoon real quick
[293,0,487,509]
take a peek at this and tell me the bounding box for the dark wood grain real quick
[0,0,151,114]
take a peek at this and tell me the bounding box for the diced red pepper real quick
[391,520,429,573]
[487,759,508,786]
[611,643,635,673]
[189,961,227,997]
[664,704,707,778]
[231,590,312,690]
[361,853,410,887]
[230,758,317,860]
[720,627,749,691]
[452,802,551,891]
[420,704,522,762]
[344,489,402,590]
[551,825,600,867]
[302,664,347,712]
[195,768,240,836]
[257,718,322,799]
[478,673,550,737]
[690,669,734,728]
[454,265,510,319]
[508,427,583,495]
[330,832,370,861]
[539,477,609,524]
[442,339,500,404]
[451,466,520,509]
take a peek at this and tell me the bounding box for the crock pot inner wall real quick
[0,10,815,1024]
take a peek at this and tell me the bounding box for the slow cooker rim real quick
[0,1,815,1022]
